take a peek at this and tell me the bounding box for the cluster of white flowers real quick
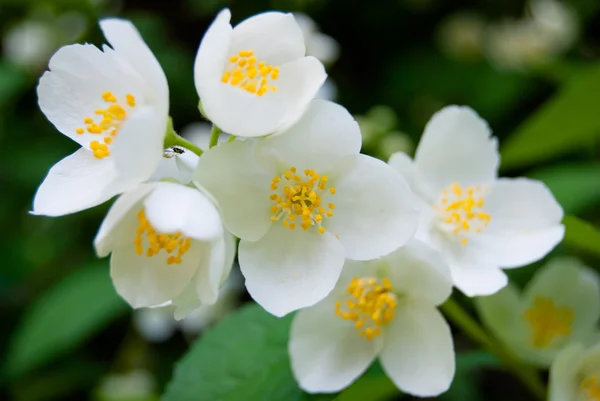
[33,9,569,397]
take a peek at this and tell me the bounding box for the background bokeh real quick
[1,0,599,400]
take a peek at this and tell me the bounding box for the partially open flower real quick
[388,106,564,296]
[550,342,600,401]
[194,9,326,137]
[194,99,418,316]
[33,19,169,216]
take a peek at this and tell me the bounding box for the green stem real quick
[441,298,547,401]
[209,125,221,148]
[163,117,204,156]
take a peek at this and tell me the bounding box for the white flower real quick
[388,106,564,297]
[289,239,455,396]
[293,13,340,66]
[194,9,327,137]
[549,342,600,401]
[33,19,169,216]
[151,146,200,185]
[94,182,235,319]
[194,99,418,317]
[476,257,600,367]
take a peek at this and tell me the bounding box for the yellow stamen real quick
[134,210,192,265]
[523,296,574,349]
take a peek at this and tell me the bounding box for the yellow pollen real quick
[221,49,279,96]
[435,182,490,244]
[76,91,137,159]
[335,277,397,340]
[133,210,192,265]
[582,375,600,401]
[269,166,336,234]
[523,296,574,349]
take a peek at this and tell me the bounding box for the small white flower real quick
[33,19,169,216]
[388,106,564,297]
[194,99,418,317]
[289,239,455,396]
[549,341,600,401]
[293,13,340,66]
[476,257,600,367]
[94,182,235,319]
[194,9,327,137]
[151,146,200,185]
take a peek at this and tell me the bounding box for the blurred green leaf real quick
[562,216,600,258]
[3,262,128,379]
[528,163,600,215]
[0,60,28,109]
[501,63,600,170]
[440,351,498,401]
[333,371,397,401]
[162,303,330,401]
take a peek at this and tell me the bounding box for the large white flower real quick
[476,257,600,367]
[194,9,327,137]
[388,106,564,297]
[549,341,600,401]
[94,182,235,319]
[194,99,417,317]
[33,18,169,216]
[289,239,455,396]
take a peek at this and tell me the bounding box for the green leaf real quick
[162,303,330,401]
[3,262,128,378]
[562,216,600,258]
[528,163,600,215]
[501,63,600,170]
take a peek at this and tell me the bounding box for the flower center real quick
[133,210,192,265]
[76,91,136,159]
[581,374,600,401]
[522,296,574,349]
[434,182,490,245]
[335,277,397,340]
[221,50,279,96]
[269,166,336,234]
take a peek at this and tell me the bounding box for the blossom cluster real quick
[32,9,594,399]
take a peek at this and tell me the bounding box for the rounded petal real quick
[143,182,222,241]
[94,183,157,257]
[193,140,273,241]
[474,178,564,268]
[388,151,417,190]
[256,99,360,173]
[549,343,586,401]
[414,106,499,199]
[195,231,236,306]
[230,12,305,65]
[111,106,166,186]
[238,223,345,317]
[450,263,508,297]
[326,154,418,261]
[99,18,169,114]
[289,297,377,393]
[32,148,120,217]
[380,304,455,397]
[384,239,453,306]
[524,257,600,342]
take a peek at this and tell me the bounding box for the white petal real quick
[32,148,119,217]
[524,257,600,341]
[380,304,455,397]
[384,239,453,306]
[143,182,222,241]
[174,149,199,184]
[414,106,499,199]
[388,151,417,190]
[195,232,236,306]
[194,9,232,94]
[474,284,525,346]
[110,217,204,308]
[256,99,360,172]
[150,147,200,185]
[111,106,166,186]
[193,140,273,241]
[474,178,564,268]
[450,263,508,296]
[549,344,585,401]
[94,183,157,257]
[171,278,203,321]
[326,154,418,261]
[99,19,169,115]
[289,296,377,393]
[238,223,345,317]
[230,12,305,65]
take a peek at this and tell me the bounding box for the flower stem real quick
[209,125,221,148]
[163,117,204,156]
[440,298,547,401]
